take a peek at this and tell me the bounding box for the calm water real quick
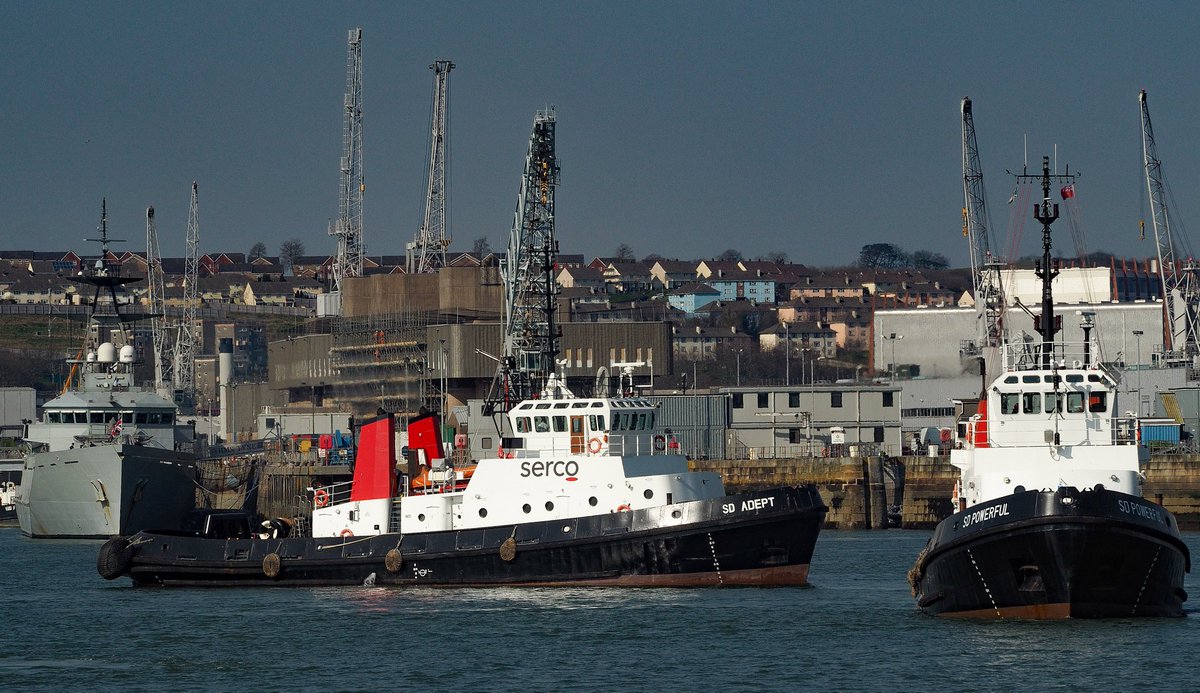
[4,529,1200,691]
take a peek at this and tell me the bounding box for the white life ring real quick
[653,435,666,451]
[588,437,603,454]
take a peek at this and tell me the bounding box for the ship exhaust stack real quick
[218,338,233,443]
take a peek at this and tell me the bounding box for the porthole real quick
[418,513,426,522]
[644,489,654,499]
[672,509,682,519]
[588,496,598,506]
[545,501,555,511]
[478,508,488,518]
[522,503,531,514]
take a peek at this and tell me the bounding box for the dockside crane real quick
[1139,89,1199,363]
[486,109,562,413]
[329,28,365,293]
[960,97,1007,375]
[174,181,199,408]
[407,60,454,274]
[145,206,173,399]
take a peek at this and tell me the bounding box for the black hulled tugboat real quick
[909,157,1190,618]
[97,111,827,588]
[99,402,827,588]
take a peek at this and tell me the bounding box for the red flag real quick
[1060,184,1075,199]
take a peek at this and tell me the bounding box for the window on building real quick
[883,391,894,407]
[788,428,805,443]
[732,393,744,409]
[789,392,801,408]
[874,427,885,443]
[831,392,843,408]
[757,392,769,408]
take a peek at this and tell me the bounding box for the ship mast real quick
[1033,156,1060,368]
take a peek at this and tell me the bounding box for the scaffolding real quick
[328,311,443,419]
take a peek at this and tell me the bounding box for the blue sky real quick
[2,1,1198,267]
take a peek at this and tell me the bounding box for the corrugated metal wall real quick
[647,394,730,459]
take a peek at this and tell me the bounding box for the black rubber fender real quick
[97,538,133,580]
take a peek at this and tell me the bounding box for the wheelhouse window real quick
[516,417,531,433]
[89,412,105,424]
[1021,393,1041,414]
[1088,391,1108,413]
[552,416,567,433]
[1045,393,1061,414]
[47,412,61,423]
[1000,393,1019,414]
[534,416,550,432]
[1066,392,1085,413]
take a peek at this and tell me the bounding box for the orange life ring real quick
[653,435,666,451]
[314,489,329,508]
[340,528,354,537]
[616,503,632,512]
[588,437,603,454]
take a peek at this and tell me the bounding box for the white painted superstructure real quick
[311,396,726,539]
[952,340,1142,509]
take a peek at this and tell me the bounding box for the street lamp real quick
[784,323,791,386]
[1132,330,1144,416]
[884,333,904,384]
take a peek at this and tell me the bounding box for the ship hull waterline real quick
[912,488,1190,619]
[108,486,827,588]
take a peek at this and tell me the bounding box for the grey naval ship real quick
[15,202,198,538]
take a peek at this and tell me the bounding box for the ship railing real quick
[1000,341,1100,372]
[504,432,681,458]
[313,479,354,509]
[961,415,1139,447]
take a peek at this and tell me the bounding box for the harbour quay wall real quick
[1142,454,1200,530]
[692,454,1200,530]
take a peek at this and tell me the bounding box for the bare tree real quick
[279,238,306,273]
[615,243,635,261]
[765,251,789,264]
[248,241,267,261]
[717,248,743,262]
[472,236,492,256]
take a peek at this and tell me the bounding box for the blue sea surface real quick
[4,529,1198,691]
